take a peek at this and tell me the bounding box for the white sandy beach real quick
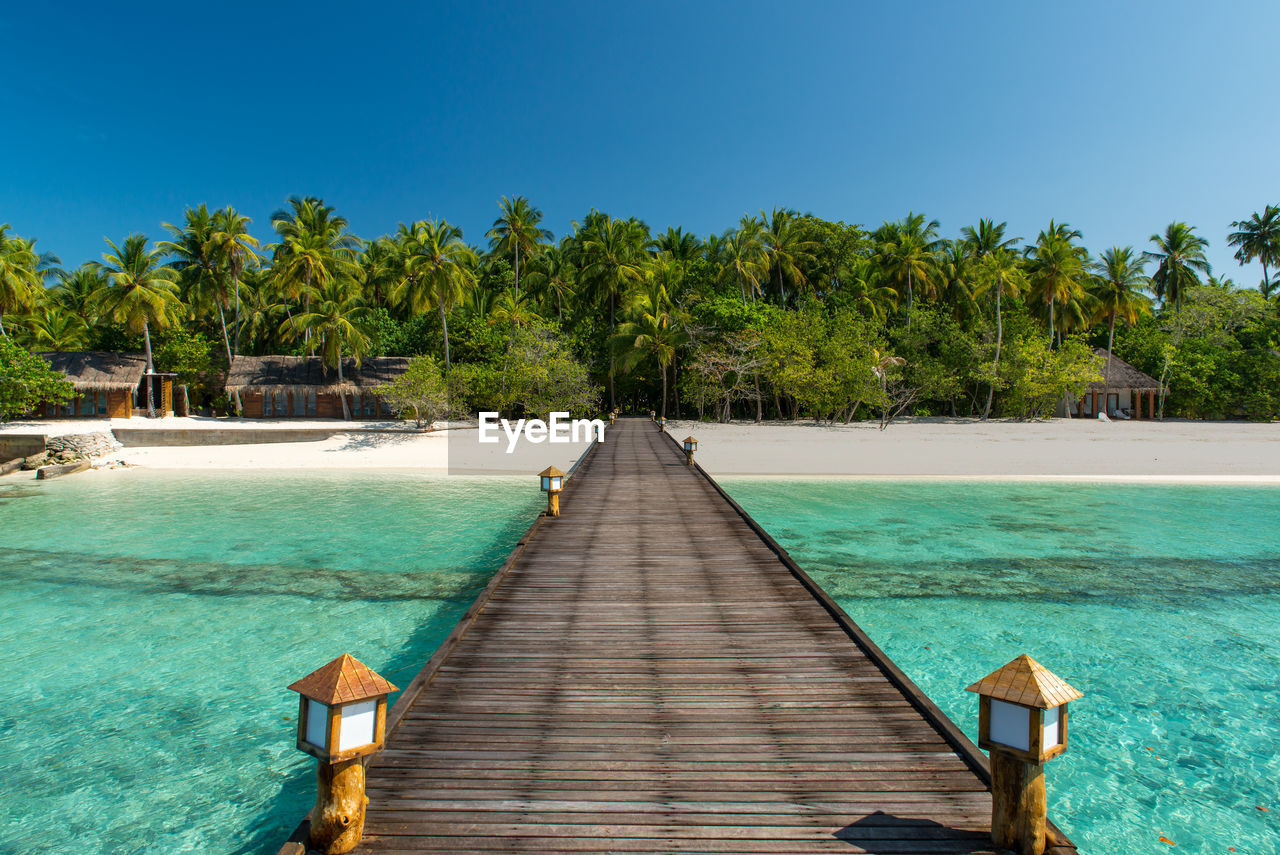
[3,416,1279,482]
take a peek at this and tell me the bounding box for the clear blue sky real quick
[3,1,1277,285]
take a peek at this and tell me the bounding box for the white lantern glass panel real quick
[337,699,377,752]
[989,699,1030,751]
[306,698,329,749]
[550,476,562,490]
[1042,704,1061,747]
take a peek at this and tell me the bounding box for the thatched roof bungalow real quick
[226,355,410,419]
[33,352,174,418]
[1072,349,1164,419]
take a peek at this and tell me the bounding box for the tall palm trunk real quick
[439,303,452,369]
[660,362,668,420]
[337,347,352,421]
[217,303,243,414]
[608,295,617,410]
[982,286,1003,420]
[513,246,520,302]
[0,315,8,339]
[142,321,156,418]
[1105,310,1117,386]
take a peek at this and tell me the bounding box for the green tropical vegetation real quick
[2,197,1279,421]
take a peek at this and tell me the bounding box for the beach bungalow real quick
[33,351,175,419]
[1073,349,1163,419]
[225,355,409,419]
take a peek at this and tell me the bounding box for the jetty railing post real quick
[682,435,698,466]
[966,655,1083,855]
[287,654,398,855]
[657,417,667,433]
[539,465,565,517]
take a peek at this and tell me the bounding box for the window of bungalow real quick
[292,389,308,418]
[306,390,316,416]
[262,392,272,417]
[350,392,362,417]
[97,391,107,415]
[363,394,377,417]
[274,390,289,417]
[78,393,96,417]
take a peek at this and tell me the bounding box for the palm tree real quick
[872,213,940,313]
[271,197,362,350]
[717,218,767,305]
[51,265,108,326]
[282,280,373,420]
[652,226,702,264]
[92,235,182,417]
[394,219,476,368]
[0,225,42,339]
[210,206,261,355]
[576,213,648,408]
[960,219,1019,259]
[23,305,89,350]
[1227,206,1280,298]
[972,249,1028,419]
[360,236,402,309]
[838,257,898,321]
[1025,221,1087,345]
[523,245,576,322]
[1089,247,1151,384]
[612,272,689,418]
[161,205,235,366]
[760,207,815,306]
[1144,222,1209,311]
[486,196,552,301]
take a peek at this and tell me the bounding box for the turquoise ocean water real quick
[0,471,540,854]
[2,472,1277,853]
[723,479,1280,855]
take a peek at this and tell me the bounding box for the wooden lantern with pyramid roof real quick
[967,654,1083,764]
[289,653,399,764]
[539,465,566,517]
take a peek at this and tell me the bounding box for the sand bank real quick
[3,416,1279,482]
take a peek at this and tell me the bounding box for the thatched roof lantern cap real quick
[966,654,1082,709]
[539,465,566,493]
[288,653,398,705]
[538,465,566,478]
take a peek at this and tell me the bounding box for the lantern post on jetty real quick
[967,655,1083,855]
[287,654,398,854]
[682,436,698,466]
[539,465,565,517]
[657,417,667,433]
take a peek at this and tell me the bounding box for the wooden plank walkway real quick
[343,418,1076,854]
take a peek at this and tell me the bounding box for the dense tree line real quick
[1,198,1278,421]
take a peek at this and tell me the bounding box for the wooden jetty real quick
[288,418,1076,854]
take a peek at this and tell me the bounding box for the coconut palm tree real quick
[210,206,261,354]
[394,219,476,368]
[0,225,42,340]
[1144,222,1210,311]
[50,265,108,326]
[161,204,236,366]
[271,197,362,349]
[972,249,1028,419]
[960,219,1019,259]
[838,257,899,321]
[612,273,689,418]
[1089,247,1151,383]
[1025,221,1088,345]
[872,213,940,313]
[576,213,648,408]
[282,280,373,420]
[1227,206,1280,298]
[717,218,767,306]
[523,245,576,322]
[486,196,552,301]
[652,226,702,264]
[23,305,89,351]
[92,235,182,417]
[760,207,815,306]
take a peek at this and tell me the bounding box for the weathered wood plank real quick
[293,418,1078,855]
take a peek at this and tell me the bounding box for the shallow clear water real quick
[0,471,539,854]
[722,479,1280,855]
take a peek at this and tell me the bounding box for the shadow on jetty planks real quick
[282,417,1076,855]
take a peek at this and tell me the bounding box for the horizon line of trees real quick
[1,197,1278,423]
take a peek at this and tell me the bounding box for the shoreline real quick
[3,415,1278,485]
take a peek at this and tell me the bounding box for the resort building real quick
[226,355,409,419]
[1073,349,1163,419]
[34,351,175,419]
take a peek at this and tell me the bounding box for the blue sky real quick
[3,1,1277,285]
